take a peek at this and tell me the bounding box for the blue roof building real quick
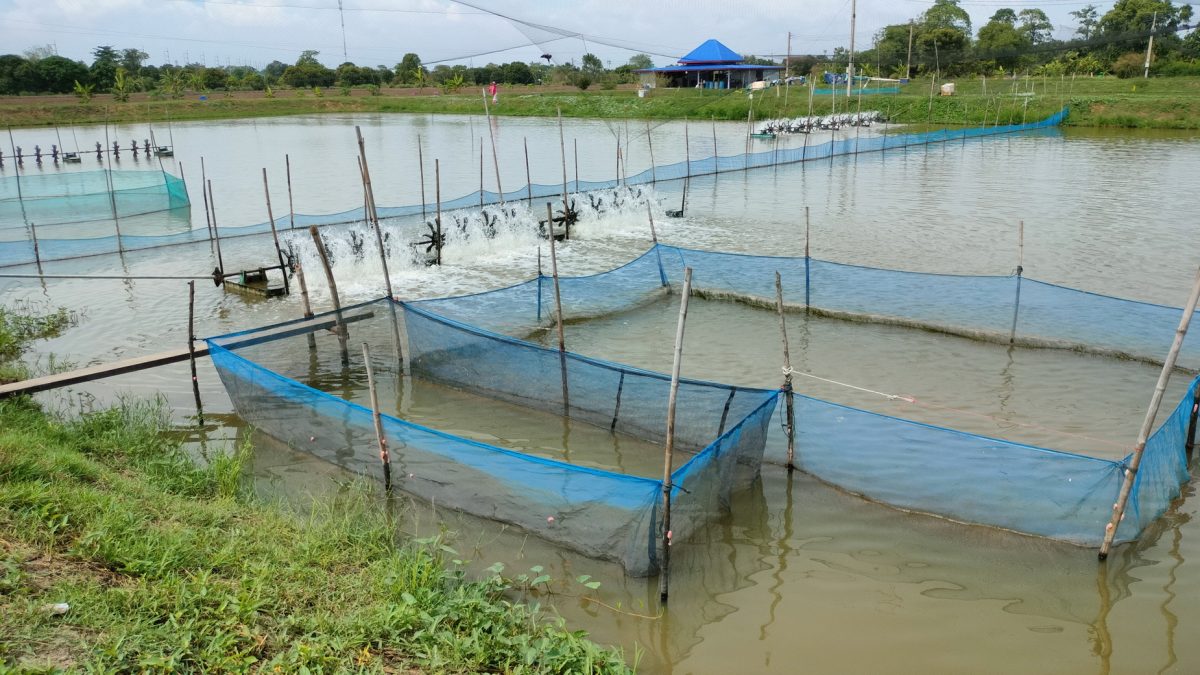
[635,39,783,89]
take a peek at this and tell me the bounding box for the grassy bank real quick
[0,309,631,672]
[3,76,1200,130]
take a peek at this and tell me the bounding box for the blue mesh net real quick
[0,170,188,229]
[208,298,777,575]
[409,243,1196,548]
[0,109,1067,268]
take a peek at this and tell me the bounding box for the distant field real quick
[2,76,1198,129]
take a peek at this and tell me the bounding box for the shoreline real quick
[2,76,1200,130]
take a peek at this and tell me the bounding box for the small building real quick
[635,39,783,90]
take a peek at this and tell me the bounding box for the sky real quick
[0,0,1104,70]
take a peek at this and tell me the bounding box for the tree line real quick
[839,0,1198,79]
[0,45,655,97]
[2,0,1197,98]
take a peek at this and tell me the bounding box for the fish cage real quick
[0,109,1066,268]
[207,297,777,576]
[410,244,1198,548]
[0,169,189,228]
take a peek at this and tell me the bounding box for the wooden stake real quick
[523,137,533,203]
[1099,265,1200,560]
[659,266,693,602]
[776,271,796,470]
[187,280,204,426]
[286,154,296,229]
[417,135,427,221]
[547,202,569,416]
[309,225,349,365]
[362,342,392,492]
[1009,220,1024,344]
[260,168,289,295]
[207,180,224,275]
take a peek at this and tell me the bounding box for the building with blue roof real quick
[635,39,783,89]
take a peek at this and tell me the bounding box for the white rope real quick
[783,365,914,403]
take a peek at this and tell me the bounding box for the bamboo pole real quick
[354,127,395,299]
[29,222,42,276]
[615,138,620,186]
[435,159,443,266]
[648,202,667,287]
[309,225,350,365]
[573,139,579,201]
[102,118,123,253]
[557,108,569,222]
[776,271,796,470]
[260,168,290,295]
[659,266,693,602]
[207,180,225,275]
[479,144,485,209]
[294,257,317,351]
[1099,265,1200,560]
[547,202,569,416]
[482,89,504,202]
[417,135,427,221]
[1009,220,1024,344]
[1186,384,1200,461]
[647,121,657,184]
[711,115,718,173]
[286,154,296,229]
[200,156,213,239]
[362,342,392,492]
[354,127,404,370]
[187,280,204,426]
[523,138,533,203]
[804,206,811,311]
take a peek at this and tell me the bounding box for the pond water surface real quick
[3,113,1200,673]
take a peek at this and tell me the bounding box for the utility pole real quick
[847,0,857,96]
[338,0,348,63]
[906,20,914,80]
[1144,11,1157,79]
[786,31,791,78]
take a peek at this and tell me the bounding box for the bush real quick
[1112,52,1144,79]
[573,74,592,90]
[1155,59,1200,77]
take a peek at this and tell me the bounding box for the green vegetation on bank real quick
[0,398,632,672]
[0,309,631,672]
[3,75,1200,130]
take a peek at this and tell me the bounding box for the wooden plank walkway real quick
[0,311,375,399]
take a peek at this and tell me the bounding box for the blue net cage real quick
[1,109,1066,268]
[208,298,778,575]
[410,243,1197,549]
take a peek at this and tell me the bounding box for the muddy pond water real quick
[3,113,1200,673]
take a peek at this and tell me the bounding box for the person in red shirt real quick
[489,81,498,104]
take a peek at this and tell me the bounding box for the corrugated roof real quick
[679,39,743,64]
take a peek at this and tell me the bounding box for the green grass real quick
[0,302,75,384]
[0,395,632,672]
[5,75,1200,129]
